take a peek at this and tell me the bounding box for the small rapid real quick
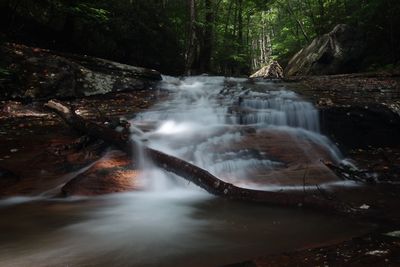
[239,90,320,131]
[132,75,347,190]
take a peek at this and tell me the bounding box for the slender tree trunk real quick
[305,0,320,35]
[223,0,233,36]
[233,0,243,75]
[237,0,243,50]
[222,0,234,74]
[199,0,214,73]
[282,0,310,43]
[185,0,197,75]
[232,0,238,37]
[317,0,325,33]
[246,10,251,49]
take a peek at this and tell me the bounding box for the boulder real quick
[250,61,284,79]
[285,24,364,76]
[0,43,162,100]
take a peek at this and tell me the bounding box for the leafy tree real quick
[1,0,399,75]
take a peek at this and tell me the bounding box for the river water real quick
[0,76,368,267]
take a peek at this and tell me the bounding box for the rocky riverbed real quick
[0,73,399,266]
[1,44,400,266]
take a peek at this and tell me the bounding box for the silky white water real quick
[0,76,366,267]
[132,75,346,190]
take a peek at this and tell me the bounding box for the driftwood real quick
[322,160,376,184]
[46,100,360,214]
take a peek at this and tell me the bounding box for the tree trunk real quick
[305,0,320,35]
[237,0,243,50]
[185,0,197,75]
[199,0,214,73]
[281,0,310,43]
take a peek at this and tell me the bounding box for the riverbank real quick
[286,72,400,114]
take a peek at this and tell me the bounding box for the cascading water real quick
[0,76,367,267]
[132,75,347,190]
[239,90,320,131]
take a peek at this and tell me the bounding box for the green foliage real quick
[0,0,184,74]
[67,3,109,22]
[0,0,399,75]
[241,0,400,70]
[0,67,11,79]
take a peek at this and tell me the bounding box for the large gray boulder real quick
[285,24,364,76]
[0,43,161,100]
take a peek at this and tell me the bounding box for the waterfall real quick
[239,90,320,132]
[0,76,367,267]
[131,75,346,190]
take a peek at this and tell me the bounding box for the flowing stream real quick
[134,76,349,190]
[0,76,368,267]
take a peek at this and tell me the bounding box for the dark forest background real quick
[1,0,399,75]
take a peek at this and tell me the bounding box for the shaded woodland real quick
[1,0,399,76]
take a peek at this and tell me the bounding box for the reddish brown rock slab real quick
[231,164,337,188]
[61,150,143,196]
[211,129,340,187]
[0,117,112,197]
[0,126,90,197]
[0,87,166,197]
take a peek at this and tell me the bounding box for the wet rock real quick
[317,98,334,107]
[284,72,400,152]
[320,105,400,150]
[385,230,400,238]
[250,61,284,79]
[285,24,364,76]
[0,43,162,100]
[61,151,141,196]
[208,129,340,187]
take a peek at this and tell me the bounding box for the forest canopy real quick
[1,0,399,75]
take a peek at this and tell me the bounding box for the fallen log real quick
[322,160,376,184]
[45,100,362,214]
